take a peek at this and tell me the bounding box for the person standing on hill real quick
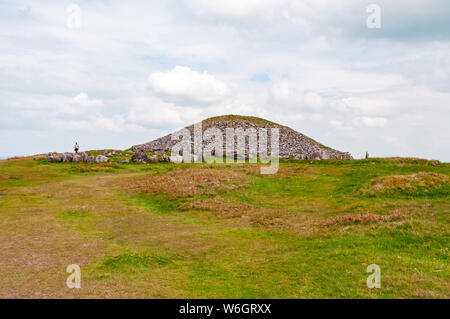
[74,142,79,154]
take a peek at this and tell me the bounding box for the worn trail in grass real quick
[0,157,448,298]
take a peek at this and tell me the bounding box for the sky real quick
[0,0,449,160]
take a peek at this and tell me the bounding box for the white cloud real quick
[51,114,148,133]
[59,93,104,116]
[71,93,103,108]
[94,115,147,133]
[330,119,353,131]
[270,80,290,101]
[185,0,357,26]
[332,97,394,116]
[186,0,450,42]
[385,136,399,145]
[127,96,203,127]
[0,91,103,116]
[148,66,230,104]
[353,116,388,127]
[303,92,323,109]
[186,0,287,21]
[0,0,449,161]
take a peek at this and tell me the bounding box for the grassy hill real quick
[0,156,448,298]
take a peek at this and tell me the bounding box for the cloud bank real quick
[0,0,449,161]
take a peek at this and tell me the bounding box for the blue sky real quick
[0,0,449,160]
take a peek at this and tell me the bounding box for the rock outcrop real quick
[46,153,62,163]
[62,153,73,162]
[148,155,159,163]
[160,154,170,162]
[130,149,175,163]
[46,151,115,164]
[131,150,148,163]
[133,115,352,160]
[95,155,108,163]
[169,155,183,163]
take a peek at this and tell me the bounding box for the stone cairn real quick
[133,115,353,160]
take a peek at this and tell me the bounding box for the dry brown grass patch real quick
[129,168,248,197]
[5,154,47,161]
[0,174,21,180]
[362,172,449,195]
[243,165,313,177]
[65,162,125,174]
[180,197,252,218]
[181,197,321,235]
[323,209,405,226]
[247,209,321,235]
[380,157,440,166]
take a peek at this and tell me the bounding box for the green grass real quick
[131,193,181,214]
[0,156,448,298]
[100,251,176,271]
[58,209,91,219]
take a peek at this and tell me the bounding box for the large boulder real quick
[131,150,148,163]
[62,152,74,162]
[160,154,170,162]
[171,154,199,163]
[169,155,183,163]
[46,152,62,163]
[118,158,130,163]
[86,156,95,163]
[320,151,330,160]
[292,154,306,160]
[53,155,62,162]
[148,155,159,163]
[73,155,81,162]
[311,152,322,160]
[339,152,353,160]
[81,152,88,162]
[95,155,108,163]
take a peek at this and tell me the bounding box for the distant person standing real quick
[74,142,79,154]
